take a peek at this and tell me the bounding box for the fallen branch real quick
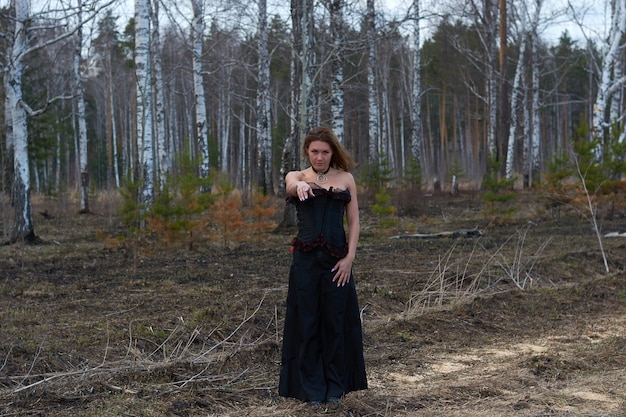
[4,295,273,398]
[389,228,482,239]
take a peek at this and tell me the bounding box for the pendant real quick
[317,173,328,184]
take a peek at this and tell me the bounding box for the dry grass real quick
[1,191,626,416]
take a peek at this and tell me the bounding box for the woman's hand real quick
[296,181,315,201]
[331,257,353,287]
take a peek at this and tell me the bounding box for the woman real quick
[279,126,367,405]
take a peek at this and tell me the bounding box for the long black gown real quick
[278,185,367,403]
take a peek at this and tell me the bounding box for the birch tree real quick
[505,13,527,180]
[329,0,345,142]
[3,0,106,242]
[5,0,34,242]
[303,0,317,132]
[410,0,422,166]
[151,0,169,189]
[74,0,90,213]
[506,0,542,183]
[191,0,210,180]
[135,0,155,208]
[484,0,498,157]
[591,0,626,154]
[257,0,272,194]
[366,0,380,163]
[527,0,543,186]
[3,74,13,238]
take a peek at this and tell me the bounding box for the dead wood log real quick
[604,231,626,237]
[389,229,482,239]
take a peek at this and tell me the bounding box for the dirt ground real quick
[1,191,626,416]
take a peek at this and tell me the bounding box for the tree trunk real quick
[135,0,155,209]
[75,1,90,214]
[410,0,422,167]
[498,0,508,165]
[8,0,38,243]
[472,0,498,158]
[191,0,210,181]
[257,0,273,194]
[109,73,121,188]
[278,0,306,229]
[366,0,380,164]
[3,76,14,239]
[151,0,168,191]
[592,0,626,154]
[330,0,345,143]
[529,8,542,186]
[505,28,526,180]
[303,0,317,132]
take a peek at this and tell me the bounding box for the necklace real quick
[312,166,330,184]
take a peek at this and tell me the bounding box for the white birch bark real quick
[109,78,120,188]
[592,0,625,154]
[124,100,133,180]
[410,0,422,166]
[330,0,345,143]
[135,0,155,207]
[529,2,542,186]
[74,0,90,213]
[523,72,530,185]
[366,0,380,163]
[218,80,231,172]
[151,0,168,190]
[505,29,526,180]
[304,0,317,132]
[239,108,248,191]
[506,0,542,182]
[7,0,36,242]
[257,0,273,193]
[610,55,622,133]
[191,0,210,180]
[486,33,498,155]
[73,107,80,186]
[380,85,391,162]
[4,75,14,238]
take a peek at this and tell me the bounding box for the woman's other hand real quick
[331,257,353,287]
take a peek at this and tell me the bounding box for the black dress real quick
[279,185,367,403]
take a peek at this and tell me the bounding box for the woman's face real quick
[307,140,333,172]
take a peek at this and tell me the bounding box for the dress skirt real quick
[279,248,367,402]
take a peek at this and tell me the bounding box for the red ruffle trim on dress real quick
[289,234,348,259]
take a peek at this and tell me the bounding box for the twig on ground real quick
[3,294,274,399]
[407,224,550,315]
[571,146,610,273]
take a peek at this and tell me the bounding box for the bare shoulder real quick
[286,170,305,182]
[336,170,356,189]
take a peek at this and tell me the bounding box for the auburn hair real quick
[303,126,355,172]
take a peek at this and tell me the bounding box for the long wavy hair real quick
[302,126,356,172]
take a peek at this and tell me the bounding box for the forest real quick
[2,1,626,415]
[0,0,625,241]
